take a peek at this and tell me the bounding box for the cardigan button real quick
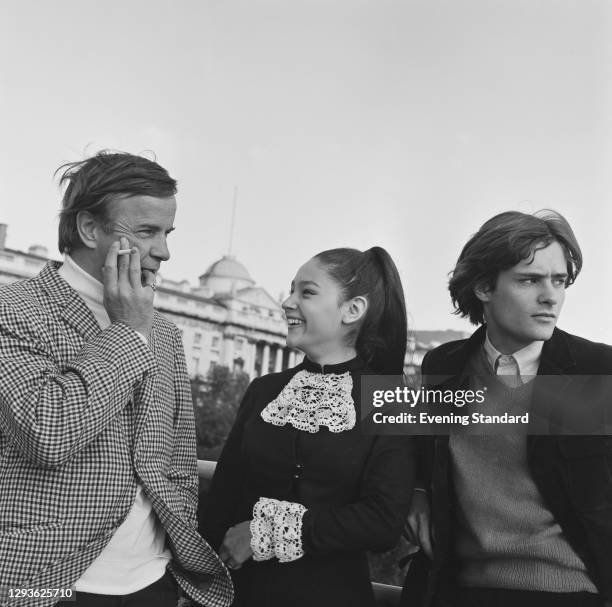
[293,473,300,480]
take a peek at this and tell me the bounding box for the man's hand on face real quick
[102,237,155,338]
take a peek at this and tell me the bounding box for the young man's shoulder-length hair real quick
[449,210,582,325]
[56,150,177,254]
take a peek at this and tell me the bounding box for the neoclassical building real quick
[154,254,300,378]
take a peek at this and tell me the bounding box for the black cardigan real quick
[199,356,414,607]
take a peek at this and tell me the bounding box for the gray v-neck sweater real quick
[448,347,596,592]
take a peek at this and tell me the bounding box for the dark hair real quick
[56,150,177,253]
[314,247,408,374]
[449,209,582,325]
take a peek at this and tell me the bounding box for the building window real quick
[236,338,244,352]
[211,336,220,349]
[194,332,202,344]
[192,357,200,374]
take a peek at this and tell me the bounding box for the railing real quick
[197,460,402,606]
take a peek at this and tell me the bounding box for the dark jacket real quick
[199,356,415,607]
[401,326,612,606]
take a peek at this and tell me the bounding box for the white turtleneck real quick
[58,255,171,594]
[58,254,149,343]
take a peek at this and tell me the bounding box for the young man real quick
[402,210,612,607]
[0,152,232,607]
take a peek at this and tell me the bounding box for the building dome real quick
[199,255,255,294]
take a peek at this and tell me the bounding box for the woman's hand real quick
[219,520,253,570]
[403,488,433,559]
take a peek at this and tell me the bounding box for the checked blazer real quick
[0,262,233,607]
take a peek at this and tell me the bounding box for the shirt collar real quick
[483,332,543,377]
[57,254,104,306]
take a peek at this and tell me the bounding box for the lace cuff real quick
[250,497,307,563]
[250,499,276,561]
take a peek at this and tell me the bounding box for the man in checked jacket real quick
[0,152,232,607]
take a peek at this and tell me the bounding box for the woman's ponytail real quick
[314,246,407,374]
[363,247,407,374]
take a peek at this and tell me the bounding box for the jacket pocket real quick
[0,520,63,539]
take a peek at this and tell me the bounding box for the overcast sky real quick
[1,0,611,342]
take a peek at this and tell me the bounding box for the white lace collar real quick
[261,369,355,433]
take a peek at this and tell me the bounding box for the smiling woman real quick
[282,257,358,366]
[199,246,415,607]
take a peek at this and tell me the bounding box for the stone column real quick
[247,342,257,378]
[274,346,283,372]
[261,344,270,377]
